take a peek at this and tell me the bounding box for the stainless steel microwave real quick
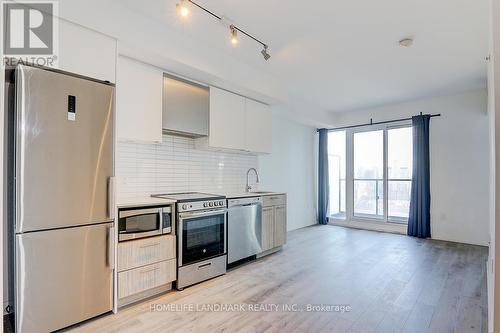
[118,206,173,242]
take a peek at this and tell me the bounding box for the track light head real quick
[174,0,271,62]
[261,45,271,61]
[230,25,238,45]
[176,0,190,18]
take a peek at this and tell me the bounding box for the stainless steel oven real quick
[118,206,173,242]
[178,208,226,266]
[176,206,226,289]
[151,192,227,290]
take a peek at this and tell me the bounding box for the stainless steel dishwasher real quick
[227,197,262,264]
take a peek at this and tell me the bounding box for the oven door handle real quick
[179,209,227,219]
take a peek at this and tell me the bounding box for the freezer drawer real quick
[15,223,114,333]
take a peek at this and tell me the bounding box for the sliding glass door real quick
[353,130,384,219]
[328,122,413,224]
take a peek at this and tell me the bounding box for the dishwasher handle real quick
[242,202,259,207]
[228,197,262,208]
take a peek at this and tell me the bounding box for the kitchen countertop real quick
[221,192,286,199]
[116,196,177,208]
[115,192,285,208]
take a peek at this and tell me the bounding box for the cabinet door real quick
[116,57,163,143]
[245,99,272,153]
[209,87,246,150]
[261,206,275,252]
[58,19,116,82]
[273,205,287,247]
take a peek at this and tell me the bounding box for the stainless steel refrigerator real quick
[11,65,115,333]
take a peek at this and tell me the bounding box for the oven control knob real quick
[209,202,214,207]
[182,204,188,210]
[203,202,208,208]
[219,200,224,206]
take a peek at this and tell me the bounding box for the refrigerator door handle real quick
[108,177,116,220]
[107,225,115,268]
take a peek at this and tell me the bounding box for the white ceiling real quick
[117,0,489,112]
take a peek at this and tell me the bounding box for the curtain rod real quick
[316,113,441,132]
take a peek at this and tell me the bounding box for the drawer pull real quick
[140,243,160,249]
[140,267,159,274]
[198,263,212,269]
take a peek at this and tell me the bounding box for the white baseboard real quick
[430,235,489,247]
[328,219,407,235]
[328,219,489,247]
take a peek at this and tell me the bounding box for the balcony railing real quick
[330,178,411,222]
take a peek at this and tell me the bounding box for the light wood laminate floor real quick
[67,225,488,333]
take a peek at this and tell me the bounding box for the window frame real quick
[328,120,412,225]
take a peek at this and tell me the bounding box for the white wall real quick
[258,106,317,231]
[488,35,496,332]
[332,90,490,246]
[489,0,500,331]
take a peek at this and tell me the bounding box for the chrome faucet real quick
[246,168,260,192]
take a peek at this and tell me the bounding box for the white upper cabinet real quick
[116,56,163,143]
[245,99,272,154]
[58,19,116,82]
[208,87,246,150]
[198,86,272,154]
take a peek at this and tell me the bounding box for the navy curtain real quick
[408,115,431,238]
[318,129,329,225]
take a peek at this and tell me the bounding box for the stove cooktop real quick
[151,192,225,202]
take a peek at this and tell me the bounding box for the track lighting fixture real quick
[176,0,190,18]
[176,0,271,61]
[261,45,271,61]
[230,25,238,45]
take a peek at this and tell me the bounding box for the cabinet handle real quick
[140,267,159,274]
[108,177,116,220]
[140,243,160,249]
[107,226,115,268]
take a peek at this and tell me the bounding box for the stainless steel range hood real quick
[162,74,209,138]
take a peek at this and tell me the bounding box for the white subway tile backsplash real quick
[116,135,259,200]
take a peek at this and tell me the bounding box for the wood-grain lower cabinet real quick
[261,206,275,252]
[118,259,176,299]
[273,205,287,247]
[117,234,176,307]
[117,235,176,272]
[260,195,287,253]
